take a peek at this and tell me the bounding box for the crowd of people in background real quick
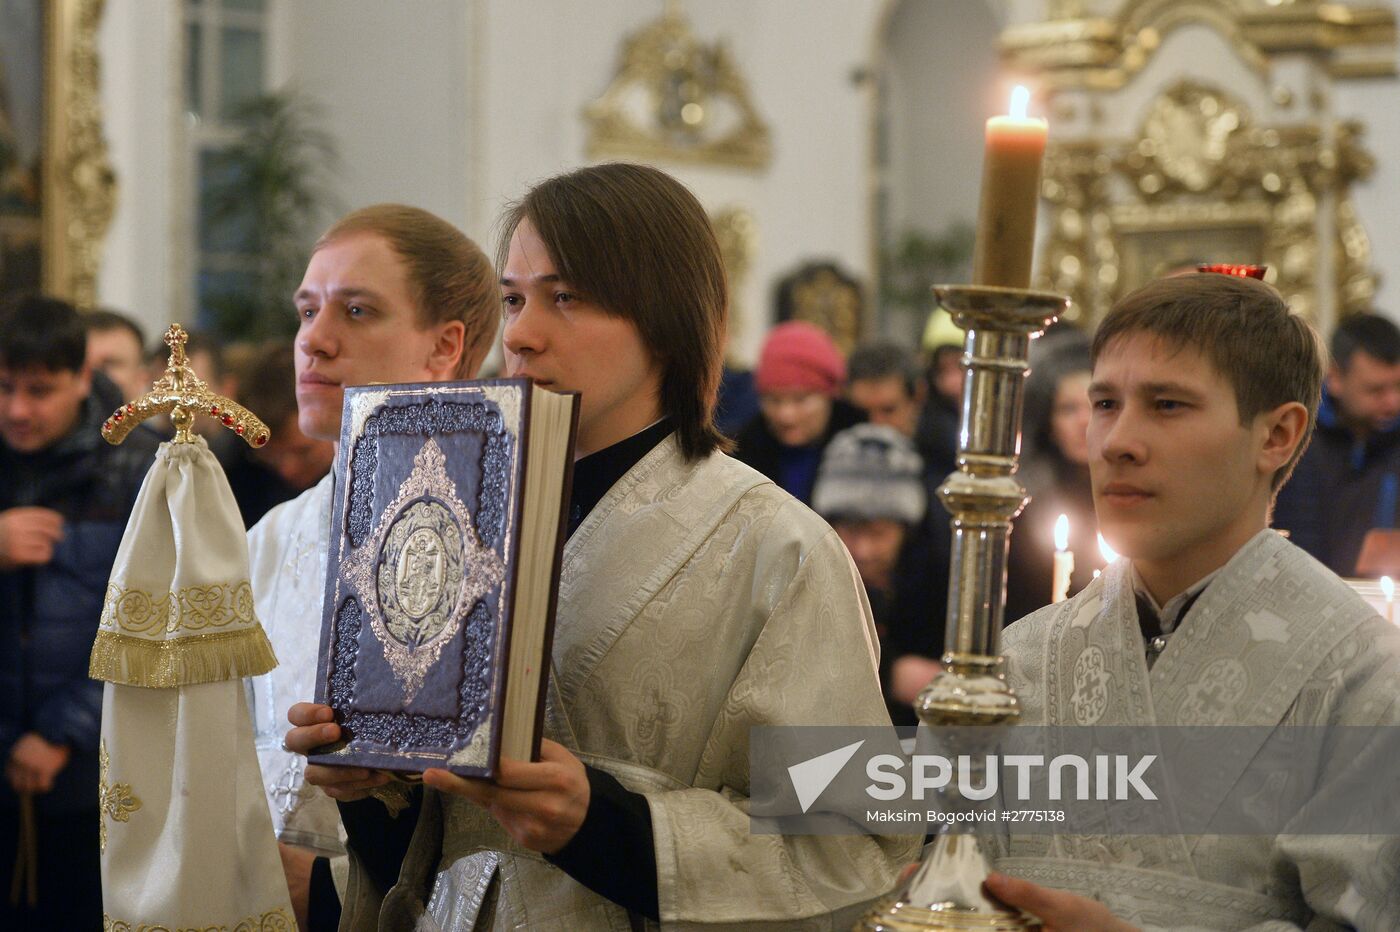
[5,262,1400,925]
[6,290,1400,754]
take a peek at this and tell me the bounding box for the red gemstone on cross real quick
[254,434,268,447]
[210,404,220,416]
[221,414,234,426]
[235,425,245,435]
[113,411,124,421]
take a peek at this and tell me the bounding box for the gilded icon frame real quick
[0,0,113,305]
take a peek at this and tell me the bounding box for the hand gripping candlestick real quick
[859,86,1066,932]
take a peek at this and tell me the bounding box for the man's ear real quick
[427,320,467,379]
[1258,400,1309,478]
[458,334,495,381]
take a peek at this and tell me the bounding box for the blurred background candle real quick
[1383,575,1394,624]
[972,85,1048,288]
[1052,514,1073,603]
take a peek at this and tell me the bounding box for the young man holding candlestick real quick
[986,273,1400,930]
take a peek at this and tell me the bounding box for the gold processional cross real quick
[100,323,269,447]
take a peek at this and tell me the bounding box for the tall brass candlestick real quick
[858,285,1067,932]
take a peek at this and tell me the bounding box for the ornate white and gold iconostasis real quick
[1005,0,1397,332]
[89,0,1399,361]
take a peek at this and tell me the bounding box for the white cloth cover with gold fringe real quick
[89,437,293,930]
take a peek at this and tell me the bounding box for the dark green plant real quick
[201,91,339,340]
[879,222,976,318]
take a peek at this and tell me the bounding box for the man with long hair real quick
[287,164,914,929]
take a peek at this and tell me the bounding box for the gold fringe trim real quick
[89,626,279,688]
[103,905,294,932]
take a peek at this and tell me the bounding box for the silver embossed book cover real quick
[310,379,579,778]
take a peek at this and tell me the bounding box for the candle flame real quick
[1010,85,1030,120]
[1383,576,1394,601]
[1054,514,1069,552]
[1098,533,1119,563]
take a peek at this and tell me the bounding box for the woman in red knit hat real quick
[732,321,866,504]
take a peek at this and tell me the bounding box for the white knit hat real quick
[812,424,927,524]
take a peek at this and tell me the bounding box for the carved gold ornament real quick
[711,206,756,343]
[778,263,865,355]
[1038,79,1378,325]
[584,2,771,169]
[344,438,506,703]
[98,740,142,854]
[1001,0,1396,89]
[42,0,117,306]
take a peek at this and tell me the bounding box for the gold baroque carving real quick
[1000,0,1396,88]
[776,263,864,355]
[1334,120,1379,315]
[711,206,756,344]
[42,0,117,306]
[1037,80,1378,326]
[584,2,771,169]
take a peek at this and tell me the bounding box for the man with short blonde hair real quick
[246,205,498,928]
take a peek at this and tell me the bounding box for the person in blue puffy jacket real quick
[0,294,159,929]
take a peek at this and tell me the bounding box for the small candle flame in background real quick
[1098,533,1119,563]
[1383,576,1394,601]
[1009,85,1030,120]
[1051,515,1075,603]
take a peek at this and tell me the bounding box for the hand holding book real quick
[421,740,590,854]
[310,379,579,779]
[283,701,389,802]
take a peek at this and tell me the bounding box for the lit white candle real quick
[1382,575,1395,625]
[974,85,1048,288]
[1052,514,1073,603]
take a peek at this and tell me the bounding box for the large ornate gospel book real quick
[310,380,579,778]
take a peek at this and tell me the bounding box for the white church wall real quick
[879,0,1005,345]
[92,0,1400,353]
[466,0,888,363]
[97,0,183,344]
[280,0,475,239]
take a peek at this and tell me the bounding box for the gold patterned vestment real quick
[995,530,1400,931]
[340,436,919,930]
